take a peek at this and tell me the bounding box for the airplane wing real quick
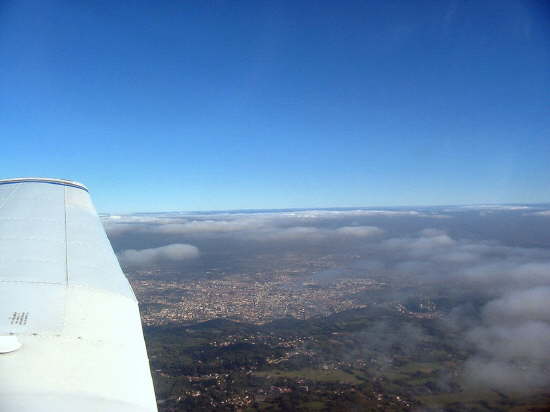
[0,178,158,412]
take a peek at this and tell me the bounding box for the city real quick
[131,270,382,326]
[110,206,550,411]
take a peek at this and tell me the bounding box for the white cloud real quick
[458,205,532,211]
[335,226,384,237]
[103,211,385,241]
[463,261,550,286]
[251,226,384,242]
[280,209,422,218]
[483,287,550,326]
[382,228,456,256]
[260,227,327,241]
[378,228,550,391]
[463,287,550,391]
[117,243,199,267]
[153,219,266,234]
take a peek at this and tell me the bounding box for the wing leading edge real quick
[0,178,157,412]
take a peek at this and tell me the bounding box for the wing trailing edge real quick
[0,178,158,412]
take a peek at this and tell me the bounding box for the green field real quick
[254,367,362,384]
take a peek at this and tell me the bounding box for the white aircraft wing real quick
[0,178,158,412]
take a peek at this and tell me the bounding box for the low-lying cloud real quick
[377,228,550,392]
[105,207,550,393]
[335,226,384,237]
[465,286,550,390]
[117,243,199,267]
[103,211,387,241]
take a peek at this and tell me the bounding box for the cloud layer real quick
[117,243,199,267]
[103,210,389,241]
[377,228,550,391]
[105,207,550,392]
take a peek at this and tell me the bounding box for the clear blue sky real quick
[1,0,549,212]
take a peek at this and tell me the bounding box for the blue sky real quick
[1,0,549,212]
